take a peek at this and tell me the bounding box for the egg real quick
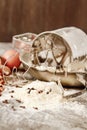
[2,49,21,69]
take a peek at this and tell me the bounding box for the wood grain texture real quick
[0,0,87,42]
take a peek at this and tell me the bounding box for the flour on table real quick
[13,80,63,109]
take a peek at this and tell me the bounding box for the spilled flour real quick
[1,80,63,110]
[13,81,63,109]
[0,80,87,130]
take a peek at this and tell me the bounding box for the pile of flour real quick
[10,80,63,109]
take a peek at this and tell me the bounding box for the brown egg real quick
[2,49,21,69]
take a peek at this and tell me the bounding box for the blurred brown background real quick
[0,0,87,42]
